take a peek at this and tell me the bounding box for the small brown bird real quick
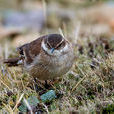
[4,34,74,80]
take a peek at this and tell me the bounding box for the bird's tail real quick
[3,57,22,66]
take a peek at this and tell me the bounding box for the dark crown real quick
[45,34,64,49]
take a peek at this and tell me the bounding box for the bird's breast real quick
[25,49,74,80]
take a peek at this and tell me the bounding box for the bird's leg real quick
[44,79,62,89]
[52,78,62,84]
[29,78,45,92]
[44,80,54,89]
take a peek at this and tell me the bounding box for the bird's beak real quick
[51,48,55,53]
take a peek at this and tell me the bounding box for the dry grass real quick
[0,0,114,113]
[0,34,114,113]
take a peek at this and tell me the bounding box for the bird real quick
[4,34,75,81]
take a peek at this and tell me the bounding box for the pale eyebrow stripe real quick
[47,36,53,48]
[55,38,64,48]
[47,41,52,48]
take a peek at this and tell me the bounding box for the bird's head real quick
[41,34,69,56]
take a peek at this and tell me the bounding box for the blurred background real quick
[0,0,114,57]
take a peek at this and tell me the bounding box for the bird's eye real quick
[58,43,63,47]
[47,42,51,48]
[56,42,64,49]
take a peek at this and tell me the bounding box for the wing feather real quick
[17,35,45,64]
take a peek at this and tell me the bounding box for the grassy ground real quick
[0,34,114,113]
[0,0,114,113]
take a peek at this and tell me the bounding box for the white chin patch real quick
[61,44,68,52]
[41,41,61,56]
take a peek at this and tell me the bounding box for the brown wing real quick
[17,35,46,64]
